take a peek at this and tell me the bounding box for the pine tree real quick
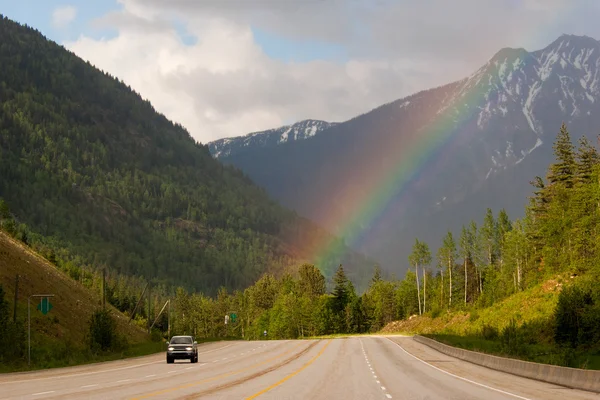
[548,123,576,188]
[331,265,349,314]
[370,265,382,288]
[575,135,599,184]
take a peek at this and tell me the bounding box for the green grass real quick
[426,333,600,370]
[0,340,166,373]
[381,277,600,370]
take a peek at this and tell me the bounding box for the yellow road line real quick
[245,339,333,400]
[130,342,306,400]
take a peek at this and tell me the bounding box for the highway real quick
[0,336,598,400]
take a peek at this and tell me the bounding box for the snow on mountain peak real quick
[208,119,337,159]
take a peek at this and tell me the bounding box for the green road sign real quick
[37,297,53,315]
[230,313,237,322]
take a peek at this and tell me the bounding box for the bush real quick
[480,324,499,341]
[500,318,524,355]
[468,310,480,322]
[554,283,600,349]
[430,307,442,319]
[88,309,118,352]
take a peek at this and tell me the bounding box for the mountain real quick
[0,16,374,294]
[210,34,600,275]
[209,119,336,159]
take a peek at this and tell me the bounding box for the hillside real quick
[0,230,151,369]
[211,34,600,277]
[0,15,374,295]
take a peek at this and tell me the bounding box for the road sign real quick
[37,297,53,315]
[230,313,237,323]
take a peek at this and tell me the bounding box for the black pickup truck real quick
[166,335,198,363]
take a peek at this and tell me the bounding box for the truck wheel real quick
[167,357,174,364]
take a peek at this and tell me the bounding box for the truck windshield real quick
[170,337,192,344]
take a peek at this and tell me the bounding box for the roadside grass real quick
[425,333,600,370]
[0,231,156,372]
[380,276,600,370]
[0,340,165,373]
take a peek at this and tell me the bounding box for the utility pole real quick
[13,274,19,323]
[147,285,151,333]
[168,298,171,339]
[102,268,106,310]
[129,282,148,323]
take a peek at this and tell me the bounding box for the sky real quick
[2,0,600,143]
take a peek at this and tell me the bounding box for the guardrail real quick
[413,335,600,393]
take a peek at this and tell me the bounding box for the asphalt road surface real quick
[1,336,598,400]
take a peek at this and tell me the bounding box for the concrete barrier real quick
[413,335,600,393]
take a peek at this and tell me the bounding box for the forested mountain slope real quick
[0,16,373,294]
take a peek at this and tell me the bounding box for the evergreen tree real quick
[331,265,349,314]
[370,265,382,287]
[548,123,576,188]
[575,135,599,184]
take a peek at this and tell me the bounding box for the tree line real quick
[169,123,600,353]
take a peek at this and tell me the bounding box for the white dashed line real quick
[213,360,218,363]
[117,379,131,383]
[80,384,98,388]
[360,338,393,399]
[145,375,156,378]
[185,367,193,370]
[32,391,55,396]
[167,371,178,374]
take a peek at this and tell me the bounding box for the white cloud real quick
[52,5,77,29]
[65,0,600,143]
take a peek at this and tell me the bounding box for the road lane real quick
[1,336,598,400]
[0,340,290,400]
[379,336,598,400]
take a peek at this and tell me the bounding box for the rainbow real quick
[311,51,539,275]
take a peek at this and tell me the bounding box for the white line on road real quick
[384,337,532,400]
[145,375,156,378]
[117,379,131,383]
[32,391,55,396]
[381,386,386,390]
[167,371,178,374]
[386,394,392,399]
[80,384,98,388]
